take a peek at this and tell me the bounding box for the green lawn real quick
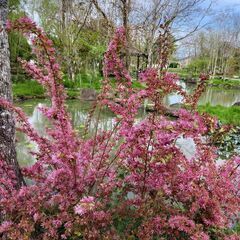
[198,104,240,126]
[209,78,240,88]
[13,81,80,99]
[12,71,104,100]
[13,81,45,98]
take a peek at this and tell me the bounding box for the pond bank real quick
[198,105,240,126]
[181,77,240,89]
[13,80,240,101]
[13,81,240,126]
[15,99,240,166]
[13,81,81,101]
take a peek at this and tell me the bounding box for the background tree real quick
[27,0,107,82]
[8,0,31,82]
[91,0,212,68]
[182,10,240,78]
[9,0,213,82]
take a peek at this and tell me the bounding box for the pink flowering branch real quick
[0,17,239,239]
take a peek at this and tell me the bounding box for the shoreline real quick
[13,94,79,102]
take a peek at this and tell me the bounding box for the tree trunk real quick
[0,0,23,187]
[61,0,67,31]
[121,0,131,70]
[147,41,153,68]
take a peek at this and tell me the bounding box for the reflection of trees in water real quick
[17,101,117,166]
[29,103,49,136]
[70,106,116,133]
[16,87,240,166]
[16,103,48,166]
[199,88,240,106]
[164,83,240,107]
[16,141,36,167]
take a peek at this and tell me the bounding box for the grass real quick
[198,104,240,126]
[66,89,80,98]
[168,68,199,78]
[13,71,104,100]
[13,80,81,99]
[209,78,240,88]
[13,81,45,98]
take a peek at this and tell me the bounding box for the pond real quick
[16,85,240,166]
[164,82,240,107]
[16,100,117,166]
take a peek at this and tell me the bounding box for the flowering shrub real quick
[0,17,239,239]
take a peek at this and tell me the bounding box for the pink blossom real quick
[0,17,238,239]
[74,196,95,215]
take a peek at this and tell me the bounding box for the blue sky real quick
[212,0,240,9]
[218,0,240,5]
[175,0,240,58]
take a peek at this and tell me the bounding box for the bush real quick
[0,17,239,240]
[63,72,102,90]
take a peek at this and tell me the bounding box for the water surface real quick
[16,85,240,166]
[164,82,240,107]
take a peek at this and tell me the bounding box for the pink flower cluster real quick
[0,17,239,239]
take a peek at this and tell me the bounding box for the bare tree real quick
[181,9,240,78]
[91,0,132,68]
[0,0,23,187]
[136,0,213,67]
[91,0,212,67]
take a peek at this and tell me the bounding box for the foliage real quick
[8,0,32,83]
[63,72,102,90]
[187,58,209,73]
[0,17,239,240]
[169,62,179,68]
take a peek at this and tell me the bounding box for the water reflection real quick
[16,100,117,166]
[199,88,240,106]
[163,82,240,107]
[16,85,240,166]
